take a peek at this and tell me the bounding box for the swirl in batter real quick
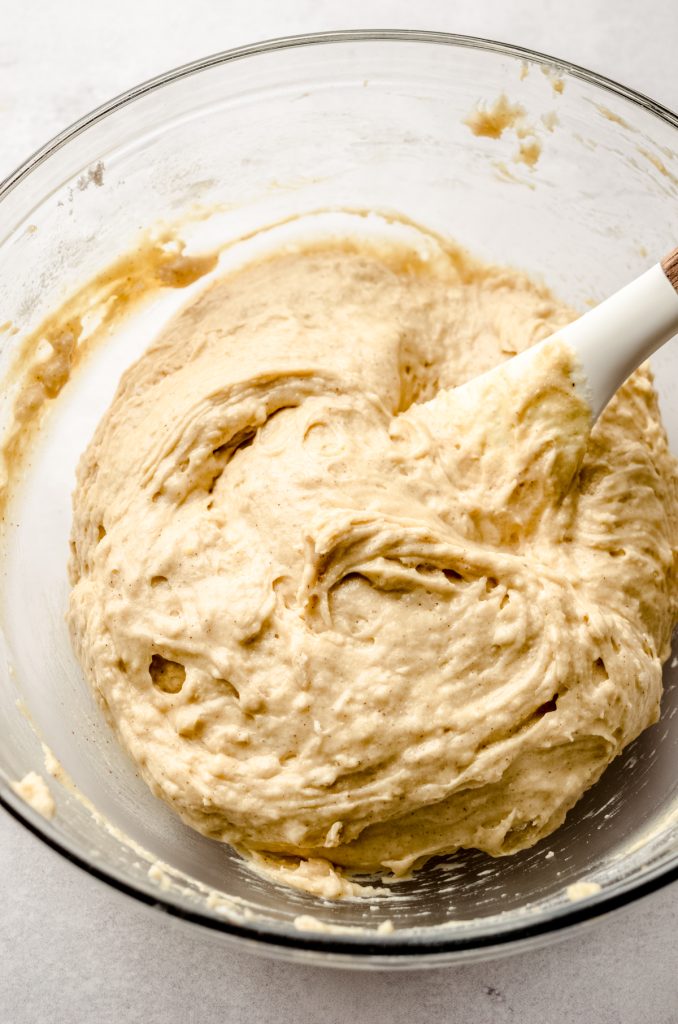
[68,227,678,896]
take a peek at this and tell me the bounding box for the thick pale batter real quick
[68,228,678,893]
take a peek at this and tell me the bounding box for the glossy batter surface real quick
[68,230,678,893]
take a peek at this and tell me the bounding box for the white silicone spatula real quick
[467,247,678,421]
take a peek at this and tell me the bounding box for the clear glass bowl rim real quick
[1,28,677,961]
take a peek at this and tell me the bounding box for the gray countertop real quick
[1,2,676,1021]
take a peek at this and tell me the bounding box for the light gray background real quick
[1,2,676,1021]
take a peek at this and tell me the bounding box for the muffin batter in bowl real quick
[68,224,678,895]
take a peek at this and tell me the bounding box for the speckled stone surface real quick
[1,2,676,1021]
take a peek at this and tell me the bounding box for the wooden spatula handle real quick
[661,246,678,293]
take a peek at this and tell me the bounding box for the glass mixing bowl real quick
[0,31,677,968]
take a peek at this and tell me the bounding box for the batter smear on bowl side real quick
[68,225,678,897]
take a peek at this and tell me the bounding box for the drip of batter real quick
[68,229,678,895]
